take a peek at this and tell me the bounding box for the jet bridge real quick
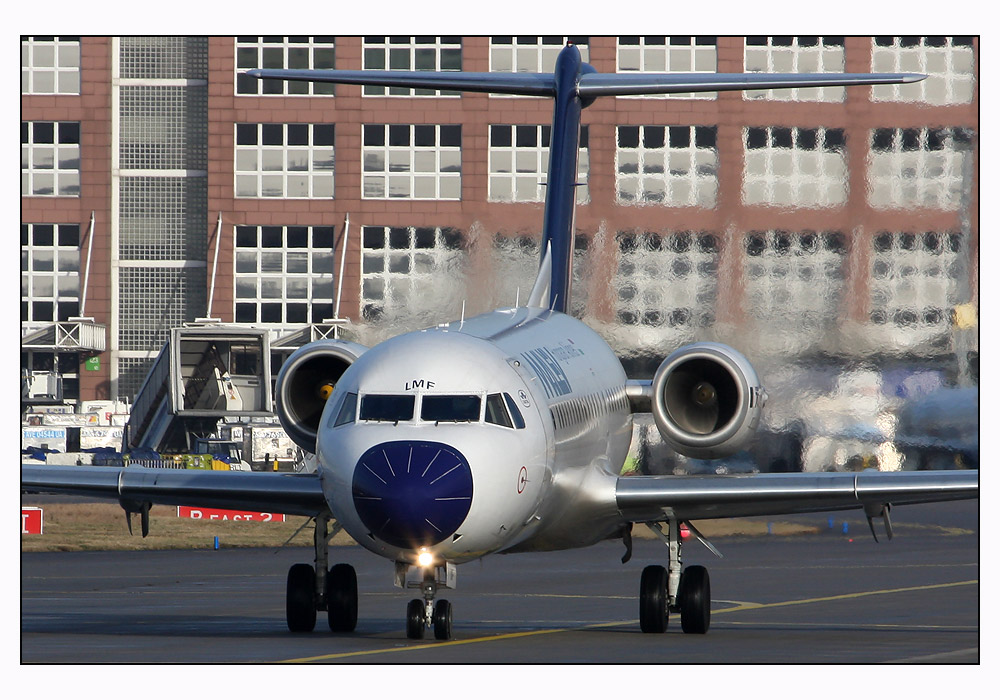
[124,325,272,453]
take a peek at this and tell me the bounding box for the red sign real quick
[22,507,43,534]
[177,507,285,522]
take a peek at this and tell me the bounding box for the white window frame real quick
[615,230,719,330]
[362,36,462,97]
[616,125,718,207]
[234,36,336,96]
[743,230,846,333]
[488,124,589,203]
[361,124,462,200]
[21,121,81,197]
[867,126,973,211]
[742,125,847,207]
[360,225,465,322]
[871,36,975,105]
[744,36,845,102]
[21,36,80,95]
[869,231,964,334]
[489,36,589,99]
[233,224,337,327]
[616,37,717,100]
[21,223,81,325]
[234,123,335,199]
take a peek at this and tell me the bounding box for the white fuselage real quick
[315,307,633,566]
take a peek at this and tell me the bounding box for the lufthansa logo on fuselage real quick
[520,346,573,399]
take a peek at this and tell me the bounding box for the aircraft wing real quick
[21,464,328,517]
[616,469,978,523]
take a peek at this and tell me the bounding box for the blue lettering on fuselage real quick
[521,347,573,399]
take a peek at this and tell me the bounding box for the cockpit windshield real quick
[360,394,415,422]
[421,395,481,422]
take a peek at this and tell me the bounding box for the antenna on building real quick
[197,212,223,324]
[330,212,351,340]
[76,211,96,320]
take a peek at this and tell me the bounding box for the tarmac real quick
[21,500,978,665]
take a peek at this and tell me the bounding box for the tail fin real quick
[250,48,923,316]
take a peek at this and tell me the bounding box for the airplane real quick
[22,43,978,641]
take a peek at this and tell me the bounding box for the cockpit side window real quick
[485,393,513,428]
[332,392,357,427]
[421,394,481,422]
[503,392,526,429]
[360,394,415,422]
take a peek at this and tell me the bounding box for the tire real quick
[433,599,453,640]
[326,563,358,632]
[406,599,425,640]
[679,565,711,634]
[286,563,317,633]
[639,565,668,633]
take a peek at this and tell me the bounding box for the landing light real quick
[417,550,435,568]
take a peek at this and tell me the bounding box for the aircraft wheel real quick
[286,563,317,633]
[406,599,425,640]
[326,563,358,632]
[679,565,711,634]
[639,564,668,633]
[433,599,453,640]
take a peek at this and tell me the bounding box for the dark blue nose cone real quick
[352,441,473,550]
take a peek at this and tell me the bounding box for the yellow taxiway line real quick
[278,579,978,663]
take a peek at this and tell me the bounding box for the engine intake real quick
[275,340,368,452]
[650,342,764,460]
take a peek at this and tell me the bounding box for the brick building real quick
[21,36,978,409]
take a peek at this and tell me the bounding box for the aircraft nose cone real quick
[352,441,473,550]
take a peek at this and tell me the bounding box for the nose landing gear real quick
[399,560,457,640]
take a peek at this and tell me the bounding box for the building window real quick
[21,121,81,197]
[362,124,461,199]
[234,225,337,326]
[235,36,335,95]
[870,231,964,334]
[490,36,589,74]
[744,36,845,102]
[616,125,718,207]
[617,37,717,99]
[743,230,846,344]
[22,37,80,94]
[867,127,974,210]
[489,125,589,203]
[21,223,80,323]
[615,231,718,330]
[743,126,847,207]
[234,123,334,198]
[362,36,461,96]
[360,225,465,322]
[488,234,591,316]
[871,36,975,105]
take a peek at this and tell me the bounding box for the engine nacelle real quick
[650,342,765,460]
[275,340,367,453]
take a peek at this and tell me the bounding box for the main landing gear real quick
[286,513,358,633]
[398,559,457,640]
[638,519,715,634]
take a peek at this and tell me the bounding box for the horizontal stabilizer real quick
[577,71,925,97]
[249,67,924,99]
[247,68,557,96]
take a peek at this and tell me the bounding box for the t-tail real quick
[249,45,923,314]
